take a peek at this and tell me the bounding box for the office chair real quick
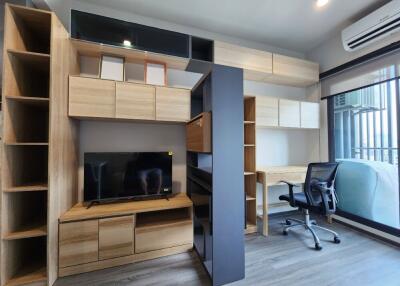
[279,162,340,250]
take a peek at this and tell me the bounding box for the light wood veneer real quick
[59,220,99,268]
[69,76,116,118]
[99,216,135,260]
[116,82,155,120]
[155,86,191,122]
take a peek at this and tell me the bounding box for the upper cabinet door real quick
[272,54,319,87]
[214,41,272,81]
[115,82,156,120]
[279,99,300,128]
[300,102,320,129]
[256,96,279,127]
[155,87,190,122]
[69,76,115,118]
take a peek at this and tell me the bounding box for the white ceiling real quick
[78,0,388,53]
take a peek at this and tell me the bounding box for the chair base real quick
[282,209,340,250]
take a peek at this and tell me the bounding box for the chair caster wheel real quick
[285,219,292,225]
[334,237,341,244]
[283,230,288,235]
[315,243,322,251]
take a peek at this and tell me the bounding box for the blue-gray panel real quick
[211,65,245,285]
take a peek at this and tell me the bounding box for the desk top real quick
[257,166,308,174]
[59,193,192,223]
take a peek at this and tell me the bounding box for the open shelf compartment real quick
[2,191,47,240]
[3,145,48,189]
[6,5,51,54]
[4,49,50,99]
[136,207,192,229]
[244,96,256,122]
[4,99,49,143]
[3,236,47,286]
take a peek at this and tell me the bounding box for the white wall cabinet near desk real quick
[256,96,278,127]
[279,99,300,128]
[300,102,320,129]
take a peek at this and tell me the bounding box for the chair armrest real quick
[311,182,337,214]
[279,180,301,187]
[279,180,300,207]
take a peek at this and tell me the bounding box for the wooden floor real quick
[55,213,400,286]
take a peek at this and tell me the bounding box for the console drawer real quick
[135,209,193,253]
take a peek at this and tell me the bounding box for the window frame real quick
[327,77,400,237]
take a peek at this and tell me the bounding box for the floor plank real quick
[55,213,400,286]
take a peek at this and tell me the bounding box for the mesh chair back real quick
[303,163,339,210]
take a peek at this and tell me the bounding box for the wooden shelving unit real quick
[1,4,79,286]
[244,96,257,234]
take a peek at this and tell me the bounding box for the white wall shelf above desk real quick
[255,96,320,130]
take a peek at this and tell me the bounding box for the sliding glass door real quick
[331,79,400,232]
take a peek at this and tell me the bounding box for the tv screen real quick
[84,152,173,202]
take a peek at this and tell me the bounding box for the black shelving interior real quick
[191,36,213,62]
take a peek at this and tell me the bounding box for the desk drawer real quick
[267,172,306,186]
[135,220,193,253]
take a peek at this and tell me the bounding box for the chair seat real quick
[279,193,322,212]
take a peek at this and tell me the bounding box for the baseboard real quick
[332,215,400,247]
[58,244,193,277]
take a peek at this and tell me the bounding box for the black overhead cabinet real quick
[71,10,214,62]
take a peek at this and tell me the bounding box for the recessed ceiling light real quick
[316,0,329,7]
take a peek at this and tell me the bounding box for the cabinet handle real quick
[196,118,203,127]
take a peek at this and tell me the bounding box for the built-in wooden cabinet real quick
[300,102,320,129]
[186,112,212,153]
[213,41,319,87]
[1,5,79,286]
[279,99,300,128]
[68,76,190,123]
[272,54,319,87]
[214,41,273,81]
[99,215,135,260]
[69,76,115,118]
[58,195,193,277]
[135,209,193,253]
[155,86,191,122]
[59,220,99,268]
[256,96,279,127]
[116,82,155,120]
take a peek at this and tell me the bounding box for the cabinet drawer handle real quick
[195,118,203,127]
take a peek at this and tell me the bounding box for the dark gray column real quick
[211,64,245,286]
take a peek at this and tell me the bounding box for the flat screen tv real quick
[84,152,173,203]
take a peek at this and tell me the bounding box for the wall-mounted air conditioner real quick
[342,0,400,52]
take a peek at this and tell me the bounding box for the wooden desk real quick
[257,166,307,236]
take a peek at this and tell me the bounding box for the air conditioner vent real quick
[342,0,400,52]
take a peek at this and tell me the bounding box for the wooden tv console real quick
[58,194,193,277]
